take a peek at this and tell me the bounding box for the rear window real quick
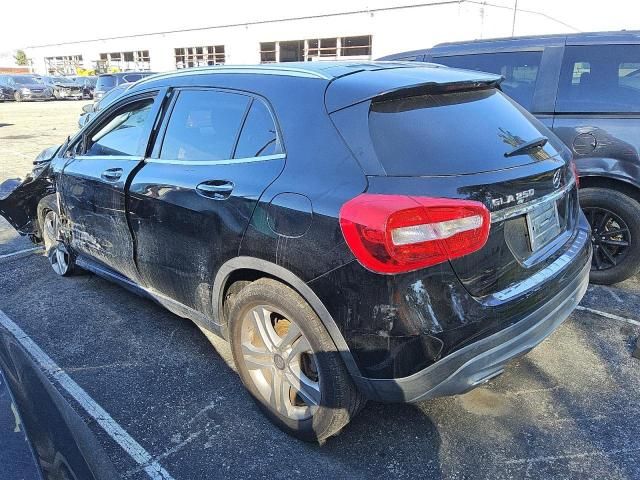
[431,51,542,110]
[368,88,558,176]
[96,75,116,90]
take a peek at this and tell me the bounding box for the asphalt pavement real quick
[0,219,638,479]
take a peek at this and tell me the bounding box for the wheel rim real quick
[43,210,70,275]
[584,206,631,271]
[240,305,321,421]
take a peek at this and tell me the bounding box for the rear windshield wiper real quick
[504,136,548,158]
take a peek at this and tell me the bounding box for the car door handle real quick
[196,180,234,200]
[101,168,123,182]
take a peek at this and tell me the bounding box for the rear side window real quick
[86,98,154,157]
[557,44,640,113]
[234,100,279,158]
[368,88,558,176]
[160,90,250,161]
[432,51,542,110]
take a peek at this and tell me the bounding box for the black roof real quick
[131,61,501,112]
[378,30,640,59]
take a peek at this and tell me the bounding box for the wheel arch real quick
[212,256,364,380]
[579,174,640,204]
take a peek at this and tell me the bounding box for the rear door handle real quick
[196,180,234,200]
[101,168,123,182]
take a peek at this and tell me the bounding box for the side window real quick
[432,51,542,110]
[234,100,280,158]
[160,90,250,161]
[557,45,640,113]
[85,98,154,157]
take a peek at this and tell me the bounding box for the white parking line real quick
[0,247,43,261]
[0,309,175,480]
[575,305,640,327]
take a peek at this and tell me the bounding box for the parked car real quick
[93,71,155,101]
[0,75,53,102]
[0,326,119,479]
[0,81,12,102]
[71,75,97,99]
[379,30,640,284]
[78,83,131,127]
[41,76,84,100]
[0,62,590,441]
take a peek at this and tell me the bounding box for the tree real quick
[14,49,28,66]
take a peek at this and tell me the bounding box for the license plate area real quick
[526,201,561,251]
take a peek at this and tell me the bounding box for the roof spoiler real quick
[371,77,503,103]
[325,65,502,113]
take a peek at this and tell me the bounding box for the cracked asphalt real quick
[1,101,639,480]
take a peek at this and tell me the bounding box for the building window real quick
[96,50,151,73]
[260,35,372,63]
[260,42,277,63]
[174,45,225,69]
[44,55,83,75]
[341,35,372,57]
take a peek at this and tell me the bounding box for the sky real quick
[0,0,638,52]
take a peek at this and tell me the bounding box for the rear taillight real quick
[570,160,580,188]
[339,194,490,274]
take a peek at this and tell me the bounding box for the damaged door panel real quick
[58,92,162,281]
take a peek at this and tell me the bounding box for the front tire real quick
[14,91,22,102]
[228,278,364,442]
[38,195,75,276]
[580,187,640,284]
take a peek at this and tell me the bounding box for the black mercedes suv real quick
[0,62,590,441]
[380,30,640,284]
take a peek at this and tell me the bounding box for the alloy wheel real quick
[584,206,631,271]
[43,210,71,276]
[240,305,321,420]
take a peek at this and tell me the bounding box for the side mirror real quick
[82,103,95,114]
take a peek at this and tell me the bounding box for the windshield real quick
[11,76,42,85]
[50,77,76,85]
[367,88,561,176]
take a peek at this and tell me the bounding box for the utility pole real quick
[511,0,519,37]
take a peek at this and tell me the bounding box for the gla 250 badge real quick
[491,189,535,208]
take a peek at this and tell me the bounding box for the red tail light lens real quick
[339,194,490,274]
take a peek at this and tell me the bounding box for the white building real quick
[25,1,575,75]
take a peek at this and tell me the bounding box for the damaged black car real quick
[0,62,591,442]
[41,76,84,100]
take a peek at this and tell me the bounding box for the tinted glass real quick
[432,51,542,110]
[161,90,249,161]
[557,44,640,113]
[234,100,279,158]
[96,75,116,90]
[368,89,558,176]
[86,99,154,157]
[122,73,143,83]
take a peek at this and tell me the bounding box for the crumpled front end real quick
[0,146,60,241]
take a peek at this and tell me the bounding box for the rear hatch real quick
[331,72,580,299]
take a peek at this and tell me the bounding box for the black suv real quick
[0,63,590,441]
[93,71,155,101]
[380,30,640,284]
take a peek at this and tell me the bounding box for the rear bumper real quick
[353,254,591,403]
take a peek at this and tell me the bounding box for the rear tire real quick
[13,91,22,102]
[37,195,75,276]
[580,187,640,284]
[228,278,364,442]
